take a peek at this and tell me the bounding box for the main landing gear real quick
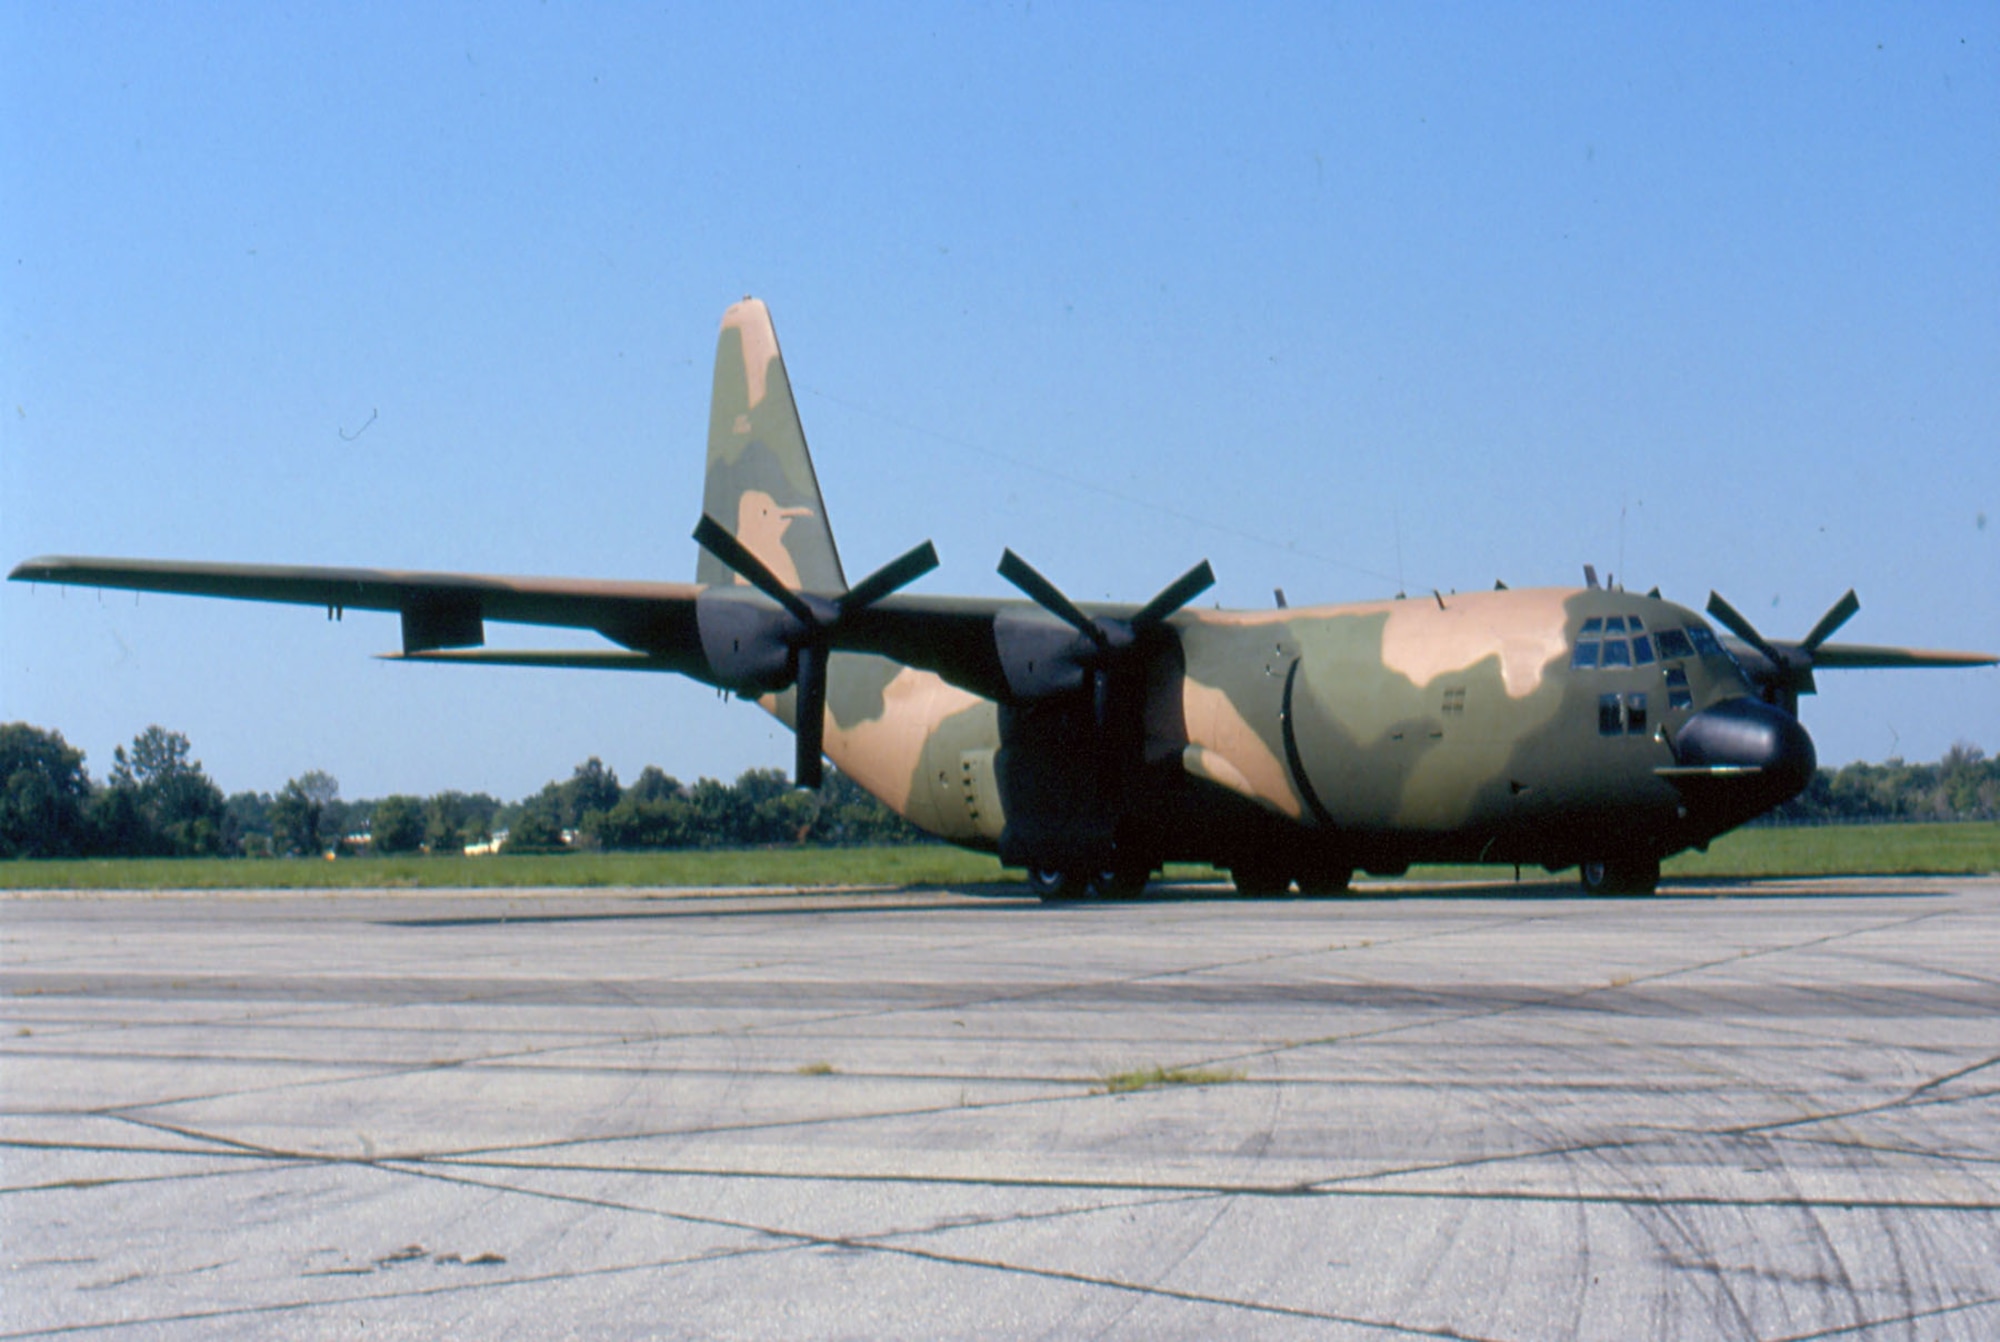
[1578,856,1661,896]
[1228,865,1355,897]
[1028,866,1153,902]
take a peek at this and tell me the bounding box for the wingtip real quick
[10,556,64,581]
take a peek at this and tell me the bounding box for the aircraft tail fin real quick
[697,299,847,593]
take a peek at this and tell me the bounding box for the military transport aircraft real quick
[13,300,1995,897]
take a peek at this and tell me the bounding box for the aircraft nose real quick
[1673,696,1817,801]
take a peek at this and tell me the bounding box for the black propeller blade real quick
[692,514,821,626]
[1131,560,1217,631]
[997,549,1214,725]
[998,550,1215,651]
[693,515,939,788]
[1704,588,1862,716]
[1799,589,1860,654]
[1704,591,1788,674]
[998,550,1111,648]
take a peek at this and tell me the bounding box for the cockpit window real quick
[1632,634,1655,665]
[1601,639,1632,668]
[1571,641,1600,669]
[1688,625,1723,657]
[1655,628,1695,660]
[1626,615,1645,631]
[1604,616,1626,633]
[1580,617,1603,635]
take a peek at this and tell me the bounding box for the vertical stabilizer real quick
[698,299,847,593]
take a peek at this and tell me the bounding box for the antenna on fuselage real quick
[1584,564,1600,590]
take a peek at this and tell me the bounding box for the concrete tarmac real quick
[5,875,2000,1340]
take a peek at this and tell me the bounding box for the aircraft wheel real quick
[1578,856,1660,896]
[1231,865,1291,898]
[1028,868,1090,903]
[1296,867,1354,898]
[1091,864,1153,900]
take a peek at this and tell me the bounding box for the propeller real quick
[996,549,1215,727]
[693,514,938,787]
[1704,588,1860,716]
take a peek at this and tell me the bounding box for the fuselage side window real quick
[1664,664,1692,710]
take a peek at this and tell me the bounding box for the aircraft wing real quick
[1803,643,1996,671]
[8,555,1029,700]
[10,554,715,661]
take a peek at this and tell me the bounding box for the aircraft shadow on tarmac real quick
[378,876,1951,928]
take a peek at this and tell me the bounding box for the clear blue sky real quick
[4,4,1995,802]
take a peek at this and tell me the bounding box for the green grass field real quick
[2,822,1995,892]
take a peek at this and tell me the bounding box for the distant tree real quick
[560,757,621,833]
[87,785,156,857]
[501,790,566,853]
[591,791,692,850]
[683,776,747,847]
[733,767,814,844]
[370,795,426,854]
[224,792,273,857]
[270,770,340,856]
[627,766,683,804]
[97,726,226,856]
[0,723,94,858]
[814,770,928,845]
[433,790,501,851]
[1940,742,1994,817]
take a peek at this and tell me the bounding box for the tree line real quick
[1763,743,2000,825]
[0,722,923,860]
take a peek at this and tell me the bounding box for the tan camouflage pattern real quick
[761,654,999,844]
[699,299,845,593]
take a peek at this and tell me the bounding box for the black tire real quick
[1297,867,1354,897]
[1028,868,1090,902]
[1578,856,1660,896]
[1231,865,1291,897]
[1091,864,1152,900]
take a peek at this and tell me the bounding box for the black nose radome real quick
[1674,696,1817,802]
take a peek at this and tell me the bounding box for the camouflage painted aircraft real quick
[13,300,1995,896]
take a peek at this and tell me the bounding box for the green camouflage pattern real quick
[698,299,845,593]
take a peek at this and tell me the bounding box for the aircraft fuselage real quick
[776,583,1809,886]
